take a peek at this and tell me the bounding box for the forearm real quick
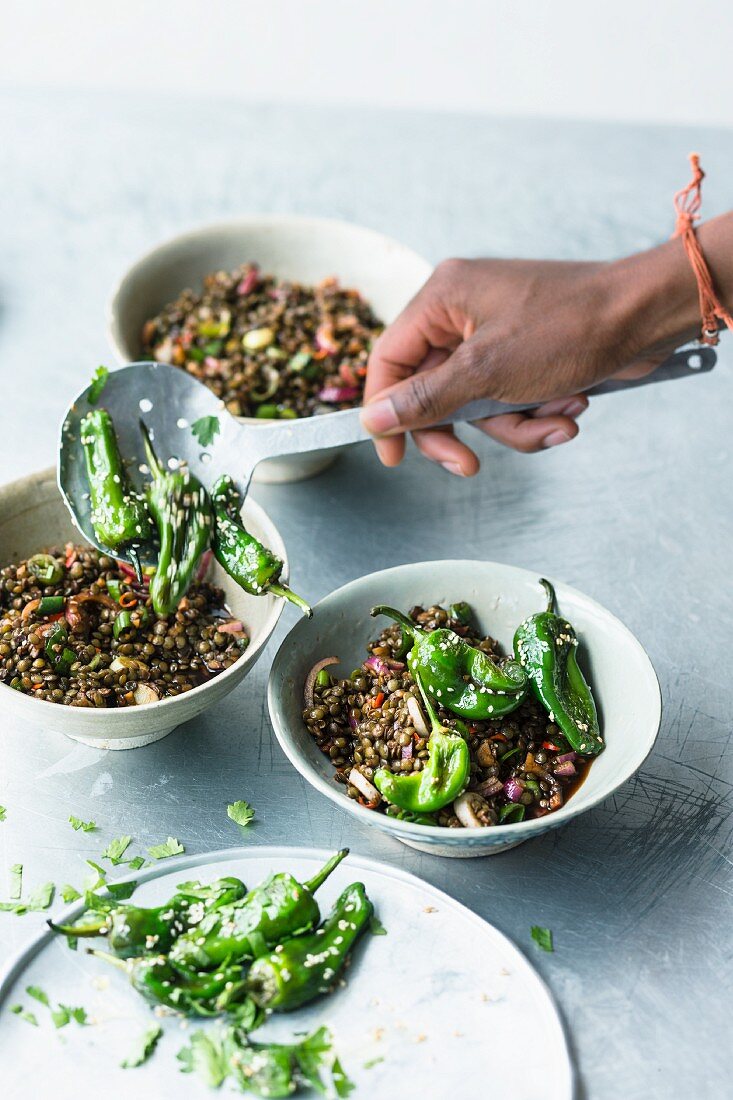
[606,211,733,355]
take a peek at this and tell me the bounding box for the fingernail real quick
[561,399,586,418]
[360,398,399,435]
[543,429,572,449]
[442,461,466,476]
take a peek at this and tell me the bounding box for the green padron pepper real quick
[371,605,527,720]
[514,578,604,756]
[373,665,470,813]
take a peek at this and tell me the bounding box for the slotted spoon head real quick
[58,362,246,568]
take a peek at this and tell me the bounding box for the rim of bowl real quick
[0,469,288,720]
[267,560,663,845]
[106,212,433,365]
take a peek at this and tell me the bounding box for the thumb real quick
[360,342,482,435]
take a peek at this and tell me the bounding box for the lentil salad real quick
[303,603,594,828]
[0,545,247,707]
[140,264,383,419]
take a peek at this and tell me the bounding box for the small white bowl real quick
[268,560,662,857]
[0,468,287,750]
[107,215,432,483]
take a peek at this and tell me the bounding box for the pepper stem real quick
[88,949,128,972]
[370,605,421,640]
[128,545,144,584]
[539,578,557,614]
[303,848,349,894]
[139,419,163,480]
[47,917,107,938]
[268,583,313,618]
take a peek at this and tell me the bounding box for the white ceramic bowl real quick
[0,468,287,750]
[107,215,432,483]
[268,560,662,857]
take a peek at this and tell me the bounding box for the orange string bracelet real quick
[672,153,733,346]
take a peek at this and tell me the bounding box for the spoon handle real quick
[239,345,715,460]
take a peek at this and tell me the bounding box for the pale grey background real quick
[0,91,731,1100]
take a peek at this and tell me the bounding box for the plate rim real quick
[0,843,574,1099]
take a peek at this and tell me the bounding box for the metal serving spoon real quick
[58,347,715,570]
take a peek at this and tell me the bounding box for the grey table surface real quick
[0,91,731,1099]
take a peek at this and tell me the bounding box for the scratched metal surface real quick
[0,92,731,1099]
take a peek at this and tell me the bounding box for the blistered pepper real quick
[211,475,311,617]
[169,850,348,972]
[373,665,470,812]
[247,882,373,1012]
[371,605,527,719]
[514,579,604,756]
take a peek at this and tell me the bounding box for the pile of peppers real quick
[49,849,375,1021]
[80,409,310,618]
[367,585,603,817]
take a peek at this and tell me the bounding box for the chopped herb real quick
[121,1023,163,1068]
[177,1030,229,1088]
[10,1005,38,1026]
[84,860,107,892]
[148,837,184,860]
[368,914,387,936]
[69,815,97,833]
[106,879,139,901]
[60,884,82,904]
[102,836,132,865]
[9,863,22,900]
[364,1056,385,1069]
[88,365,109,405]
[227,800,255,828]
[50,1003,87,1029]
[531,925,554,953]
[191,415,220,447]
[0,806,6,822]
[28,882,54,910]
[67,936,78,951]
[126,855,146,871]
[26,985,49,1007]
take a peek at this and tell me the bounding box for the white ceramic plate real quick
[0,846,572,1099]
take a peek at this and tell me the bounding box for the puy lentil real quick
[0,544,248,707]
[303,603,593,829]
[140,266,384,419]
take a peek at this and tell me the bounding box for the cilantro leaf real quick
[27,882,54,910]
[84,860,107,892]
[177,1030,228,1087]
[51,1005,70,1029]
[9,863,22,901]
[368,914,387,936]
[88,365,109,405]
[69,815,96,833]
[0,806,6,822]
[10,1005,38,1026]
[25,986,49,1007]
[122,1024,163,1068]
[531,925,554,952]
[102,836,132,865]
[191,415,220,447]
[227,801,255,828]
[148,837,184,860]
[60,884,81,904]
[106,879,138,901]
[126,855,146,871]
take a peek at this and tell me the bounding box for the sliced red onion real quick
[204,355,224,377]
[119,561,151,586]
[556,751,577,763]
[304,656,340,709]
[339,362,358,387]
[362,655,391,677]
[406,695,430,738]
[318,385,361,404]
[554,760,577,778]
[218,620,245,635]
[195,549,213,582]
[478,776,504,798]
[401,742,413,760]
[348,768,380,806]
[504,777,525,803]
[236,266,259,295]
[314,323,340,356]
[385,658,406,671]
[348,708,359,731]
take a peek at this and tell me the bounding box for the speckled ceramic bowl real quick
[107,215,432,483]
[268,560,662,857]
[0,468,287,750]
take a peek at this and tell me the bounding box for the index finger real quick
[364,299,433,403]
